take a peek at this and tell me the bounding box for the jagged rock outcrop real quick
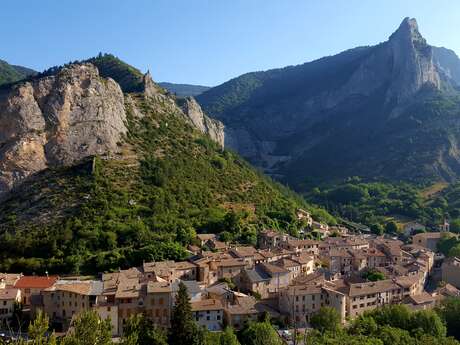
[197,18,460,185]
[327,18,445,108]
[142,71,159,98]
[0,63,127,194]
[178,97,225,148]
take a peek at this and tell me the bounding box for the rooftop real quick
[197,234,217,241]
[348,280,399,297]
[259,262,290,276]
[230,246,258,258]
[0,288,20,300]
[15,276,58,289]
[191,298,223,311]
[46,280,102,295]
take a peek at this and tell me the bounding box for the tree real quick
[435,297,460,340]
[219,327,240,345]
[369,305,412,331]
[28,310,55,345]
[437,235,459,256]
[362,270,385,282]
[450,219,460,233]
[370,224,384,236]
[310,307,341,333]
[448,244,460,258]
[239,321,283,345]
[169,282,204,345]
[121,314,167,345]
[385,221,399,234]
[410,310,446,338]
[350,315,378,336]
[375,326,414,345]
[60,310,112,345]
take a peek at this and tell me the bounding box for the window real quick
[107,307,111,312]
[159,298,164,305]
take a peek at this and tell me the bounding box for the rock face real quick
[197,18,460,185]
[142,71,159,98]
[179,97,225,148]
[0,63,127,194]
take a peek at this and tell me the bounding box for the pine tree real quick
[169,282,204,345]
[28,310,51,345]
[121,314,167,345]
[60,310,113,345]
[219,327,240,345]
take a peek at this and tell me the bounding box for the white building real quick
[191,299,224,331]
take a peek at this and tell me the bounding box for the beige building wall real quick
[442,260,460,289]
[193,308,223,331]
[97,304,119,336]
[144,292,172,328]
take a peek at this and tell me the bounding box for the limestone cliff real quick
[0,60,227,195]
[0,63,127,194]
[178,97,225,148]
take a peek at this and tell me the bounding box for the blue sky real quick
[1,1,459,86]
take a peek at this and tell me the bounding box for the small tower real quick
[441,218,450,233]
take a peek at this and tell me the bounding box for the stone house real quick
[14,275,59,307]
[224,295,260,330]
[442,257,460,289]
[0,288,21,325]
[412,232,445,252]
[191,299,224,331]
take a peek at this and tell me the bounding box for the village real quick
[1,209,460,338]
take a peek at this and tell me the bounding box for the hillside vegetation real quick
[0,59,36,86]
[0,74,331,274]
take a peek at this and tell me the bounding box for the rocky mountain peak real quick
[385,17,442,103]
[390,17,425,44]
[142,70,159,97]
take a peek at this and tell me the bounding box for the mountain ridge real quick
[0,59,36,86]
[159,82,211,97]
[197,18,460,188]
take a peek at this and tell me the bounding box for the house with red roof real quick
[14,275,59,306]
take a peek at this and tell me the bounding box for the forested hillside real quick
[0,60,332,274]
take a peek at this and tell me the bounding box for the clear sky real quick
[1,0,459,86]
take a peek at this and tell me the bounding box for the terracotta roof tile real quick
[15,276,58,289]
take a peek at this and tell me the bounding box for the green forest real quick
[305,177,460,234]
